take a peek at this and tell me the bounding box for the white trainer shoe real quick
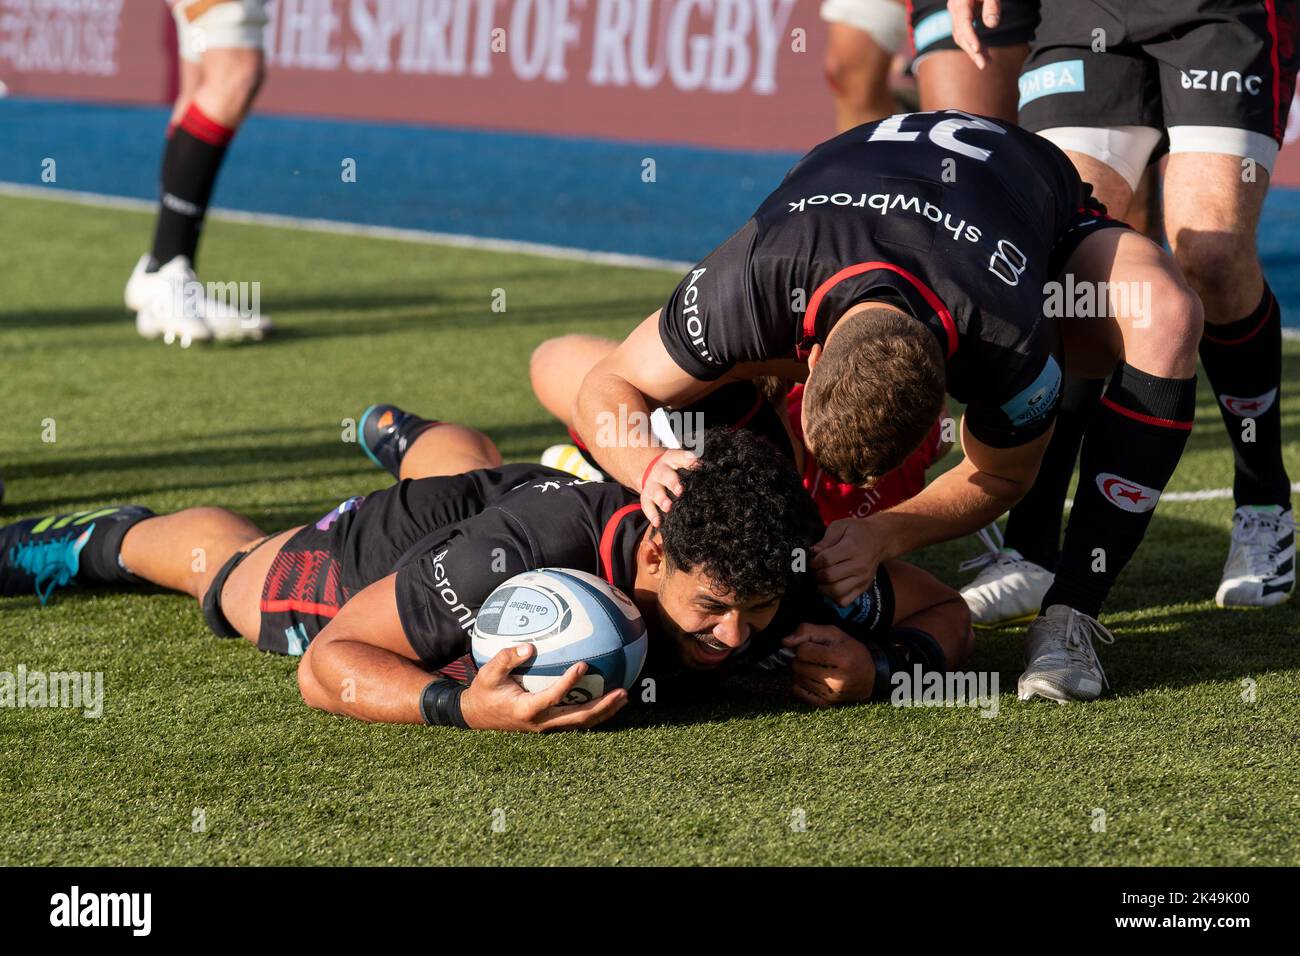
[541,444,605,482]
[126,254,272,344]
[1215,505,1295,608]
[1018,604,1114,703]
[124,253,155,311]
[959,524,1054,628]
[131,256,212,348]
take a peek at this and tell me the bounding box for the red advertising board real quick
[0,0,836,152]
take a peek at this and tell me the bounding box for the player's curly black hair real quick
[658,427,824,603]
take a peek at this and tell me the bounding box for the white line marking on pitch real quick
[0,181,694,273]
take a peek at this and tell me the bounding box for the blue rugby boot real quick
[0,506,154,604]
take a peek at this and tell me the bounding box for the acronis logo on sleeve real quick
[1001,356,1062,427]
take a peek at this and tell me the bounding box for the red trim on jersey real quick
[179,103,236,147]
[1202,297,1276,347]
[260,598,340,619]
[598,504,642,585]
[1100,396,1193,431]
[1267,0,1283,141]
[800,262,958,360]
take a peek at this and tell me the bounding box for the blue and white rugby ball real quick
[472,568,648,705]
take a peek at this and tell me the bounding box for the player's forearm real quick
[572,369,662,491]
[301,638,431,724]
[869,458,1027,560]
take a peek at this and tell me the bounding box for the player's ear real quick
[642,530,666,579]
[806,342,823,372]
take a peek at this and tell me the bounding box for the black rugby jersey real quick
[327,467,895,673]
[659,110,1125,447]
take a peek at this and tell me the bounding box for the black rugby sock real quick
[149,104,235,271]
[1002,375,1105,571]
[1044,365,1196,617]
[1199,283,1291,509]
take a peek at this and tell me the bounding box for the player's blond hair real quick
[802,308,946,486]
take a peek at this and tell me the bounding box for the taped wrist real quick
[420,679,468,728]
[867,627,948,701]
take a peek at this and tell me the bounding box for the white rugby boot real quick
[124,253,156,311]
[959,523,1054,628]
[130,255,211,347]
[541,444,605,482]
[1215,505,1295,608]
[127,254,272,344]
[1018,605,1114,703]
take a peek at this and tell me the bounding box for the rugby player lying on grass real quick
[0,411,970,732]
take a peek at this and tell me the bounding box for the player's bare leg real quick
[1019,229,1202,702]
[117,507,264,602]
[0,501,282,646]
[1164,153,1293,607]
[396,423,502,480]
[189,47,264,128]
[530,334,617,428]
[914,45,1027,119]
[1125,166,1164,244]
[171,59,203,129]
[825,21,898,129]
[528,335,619,480]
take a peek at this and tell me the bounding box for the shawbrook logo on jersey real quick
[50,886,151,936]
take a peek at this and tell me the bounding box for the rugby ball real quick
[471,568,648,705]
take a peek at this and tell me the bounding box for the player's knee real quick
[529,334,586,420]
[1170,231,1255,310]
[295,651,328,712]
[206,52,265,116]
[528,336,566,387]
[1138,277,1203,372]
[823,49,866,98]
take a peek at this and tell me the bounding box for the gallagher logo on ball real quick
[1096,473,1161,513]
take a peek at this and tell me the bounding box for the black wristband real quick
[420,679,469,728]
[868,644,893,702]
[868,627,948,702]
